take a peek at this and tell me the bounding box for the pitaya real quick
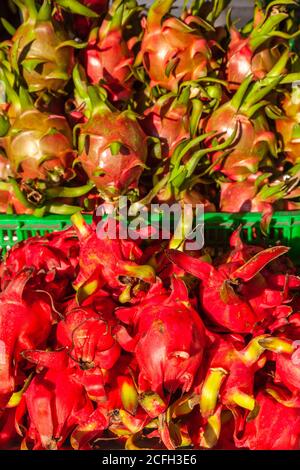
[226,2,296,88]
[57,306,121,370]
[141,88,191,159]
[0,270,53,407]
[71,212,156,300]
[19,349,94,450]
[275,86,300,164]
[140,0,215,91]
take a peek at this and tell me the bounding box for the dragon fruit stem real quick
[148,0,175,29]
[200,368,228,418]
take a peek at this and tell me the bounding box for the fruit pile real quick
[1,0,300,452]
[1,213,300,450]
[0,0,299,217]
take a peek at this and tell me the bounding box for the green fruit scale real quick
[0,212,300,261]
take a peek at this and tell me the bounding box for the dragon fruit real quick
[84,0,135,102]
[115,278,206,396]
[168,245,292,333]
[76,85,147,199]
[57,306,121,370]
[204,74,279,182]
[0,408,19,450]
[140,0,215,91]
[0,227,79,297]
[1,107,75,204]
[219,175,286,213]
[199,334,271,419]
[10,0,75,95]
[71,212,156,300]
[257,336,300,395]
[19,349,94,450]
[235,390,300,450]
[275,86,300,164]
[226,2,295,88]
[142,88,191,159]
[0,270,53,407]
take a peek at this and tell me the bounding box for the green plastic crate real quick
[0,212,300,262]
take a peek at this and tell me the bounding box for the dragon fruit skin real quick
[0,408,19,450]
[199,335,269,422]
[226,28,281,88]
[0,270,53,407]
[225,3,294,89]
[56,306,121,370]
[219,178,272,213]
[235,391,300,450]
[73,0,108,39]
[116,278,206,396]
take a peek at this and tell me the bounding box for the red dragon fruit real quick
[6,108,73,181]
[204,74,279,182]
[226,2,295,88]
[235,390,300,450]
[257,336,300,395]
[72,0,108,39]
[10,0,75,95]
[18,349,94,450]
[115,277,206,396]
[84,0,135,102]
[76,85,147,199]
[219,174,288,232]
[0,181,34,215]
[140,0,215,91]
[219,174,285,213]
[0,270,53,407]
[168,245,292,333]
[56,306,121,370]
[0,408,19,449]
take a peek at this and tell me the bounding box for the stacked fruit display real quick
[0,0,300,452]
[0,0,298,217]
